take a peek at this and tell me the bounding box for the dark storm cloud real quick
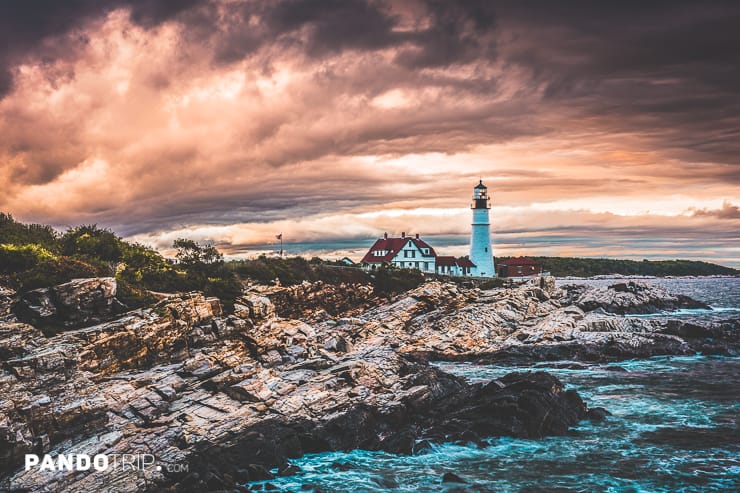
[496,0,740,165]
[267,0,399,56]
[0,0,202,97]
[183,0,498,69]
[394,0,497,68]
[1,0,738,259]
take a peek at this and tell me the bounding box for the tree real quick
[173,239,223,269]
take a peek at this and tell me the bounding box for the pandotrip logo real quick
[24,454,189,473]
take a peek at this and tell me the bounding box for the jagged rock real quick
[571,280,710,314]
[442,472,467,483]
[337,278,730,362]
[587,407,611,422]
[0,286,15,316]
[323,336,352,353]
[0,310,588,493]
[0,275,733,492]
[0,322,45,359]
[151,351,586,493]
[238,294,275,323]
[13,278,125,331]
[244,281,375,320]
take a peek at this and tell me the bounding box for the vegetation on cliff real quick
[0,213,240,309]
[496,256,737,277]
[0,214,425,309]
[227,256,425,294]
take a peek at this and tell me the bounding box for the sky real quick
[0,0,738,266]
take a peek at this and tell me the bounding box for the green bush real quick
[0,244,56,274]
[14,256,104,290]
[0,213,58,251]
[371,266,425,295]
[61,225,123,262]
[204,276,243,311]
[114,278,158,309]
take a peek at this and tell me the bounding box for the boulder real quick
[13,278,125,331]
[573,281,710,314]
[238,294,275,322]
[442,472,467,483]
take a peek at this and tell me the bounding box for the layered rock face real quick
[238,280,375,321]
[566,280,710,314]
[0,275,732,492]
[0,279,589,493]
[312,277,735,362]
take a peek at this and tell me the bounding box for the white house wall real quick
[391,239,436,272]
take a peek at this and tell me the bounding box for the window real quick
[485,247,488,252]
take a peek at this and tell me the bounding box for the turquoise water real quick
[248,355,740,492]
[247,279,739,492]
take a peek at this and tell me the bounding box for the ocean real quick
[248,278,740,492]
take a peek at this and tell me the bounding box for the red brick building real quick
[497,257,542,278]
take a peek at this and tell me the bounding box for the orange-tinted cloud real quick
[0,1,738,265]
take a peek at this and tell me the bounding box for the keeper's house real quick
[360,232,475,276]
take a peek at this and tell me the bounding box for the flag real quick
[276,233,282,240]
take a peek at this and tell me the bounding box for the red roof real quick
[456,257,476,267]
[361,236,437,264]
[499,257,540,266]
[436,256,476,267]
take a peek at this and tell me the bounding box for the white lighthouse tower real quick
[470,180,495,277]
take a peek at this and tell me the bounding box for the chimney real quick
[415,233,419,239]
[383,232,388,239]
[401,232,406,238]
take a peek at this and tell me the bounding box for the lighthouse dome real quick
[474,180,487,189]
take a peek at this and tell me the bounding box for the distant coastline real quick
[495,256,738,278]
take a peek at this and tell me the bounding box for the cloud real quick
[0,0,204,97]
[0,0,738,265]
[688,201,740,219]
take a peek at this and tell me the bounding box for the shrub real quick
[0,244,56,274]
[14,256,103,290]
[204,276,243,312]
[372,266,425,295]
[61,225,123,262]
[0,213,58,250]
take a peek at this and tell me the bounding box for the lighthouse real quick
[470,180,495,277]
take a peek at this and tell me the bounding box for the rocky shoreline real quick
[0,276,736,492]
